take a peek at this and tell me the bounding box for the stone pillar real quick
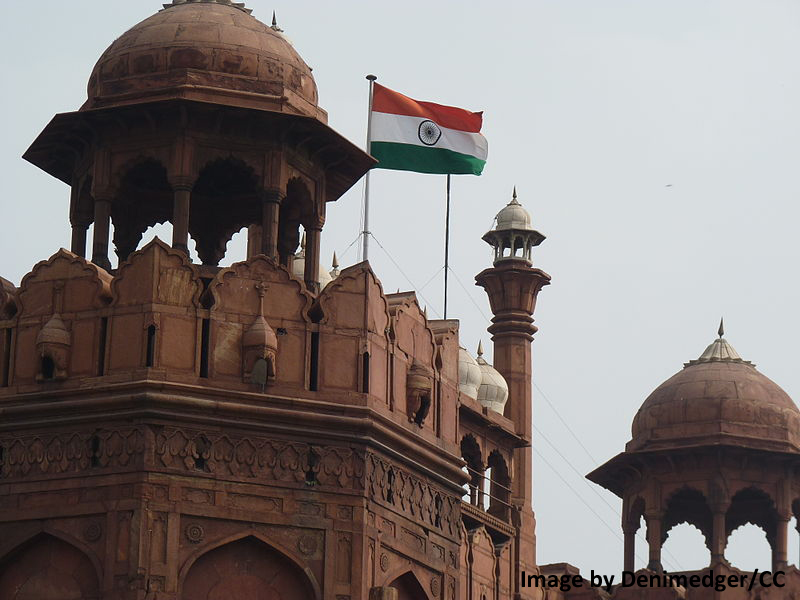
[774,517,789,570]
[91,196,112,271]
[171,180,193,254]
[71,220,90,258]
[475,262,550,506]
[304,225,322,293]
[247,225,263,259]
[623,525,636,572]
[261,189,282,260]
[646,513,663,572]
[710,508,727,564]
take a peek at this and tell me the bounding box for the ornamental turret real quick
[482,187,545,266]
[476,187,550,595]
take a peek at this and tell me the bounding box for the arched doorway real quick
[390,571,430,600]
[182,536,316,600]
[0,534,100,600]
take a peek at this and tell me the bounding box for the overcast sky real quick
[3,0,800,577]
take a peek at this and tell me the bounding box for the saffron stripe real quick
[370,141,486,175]
[372,83,483,133]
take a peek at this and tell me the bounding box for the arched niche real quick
[0,533,101,600]
[180,535,319,600]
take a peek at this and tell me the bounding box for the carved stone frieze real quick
[155,427,365,489]
[0,428,144,478]
[366,453,459,537]
[0,426,365,492]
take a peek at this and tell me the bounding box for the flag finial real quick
[718,317,724,338]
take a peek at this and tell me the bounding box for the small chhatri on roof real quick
[162,0,252,14]
[481,187,545,266]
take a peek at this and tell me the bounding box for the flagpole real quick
[362,74,377,262]
[444,174,451,319]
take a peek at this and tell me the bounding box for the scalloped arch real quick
[108,152,171,196]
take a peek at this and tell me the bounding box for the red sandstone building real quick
[1,2,799,599]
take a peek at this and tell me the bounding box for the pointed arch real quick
[0,530,101,600]
[386,569,433,600]
[179,532,321,600]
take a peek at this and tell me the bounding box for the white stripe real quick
[370,111,488,160]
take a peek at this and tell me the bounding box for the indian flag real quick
[369,83,487,175]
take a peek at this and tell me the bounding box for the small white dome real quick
[495,188,535,232]
[475,343,509,413]
[291,250,333,288]
[458,346,482,399]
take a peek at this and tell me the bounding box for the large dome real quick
[83,1,325,120]
[629,331,800,453]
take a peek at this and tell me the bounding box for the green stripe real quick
[370,142,485,175]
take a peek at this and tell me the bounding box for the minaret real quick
[475,188,550,585]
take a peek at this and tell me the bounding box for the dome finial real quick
[510,186,519,205]
[271,10,283,32]
[718,317,724,338]
[477,340,484,357]
[332,252,339,269]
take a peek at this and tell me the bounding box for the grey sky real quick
[2,0,799,577]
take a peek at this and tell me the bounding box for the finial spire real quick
[718,317,724,338]
[510,186,519,205]
[477,340,484,357]
[332,252,339,269]
[271,11,284,32]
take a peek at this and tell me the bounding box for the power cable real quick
[370,233,441,318]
